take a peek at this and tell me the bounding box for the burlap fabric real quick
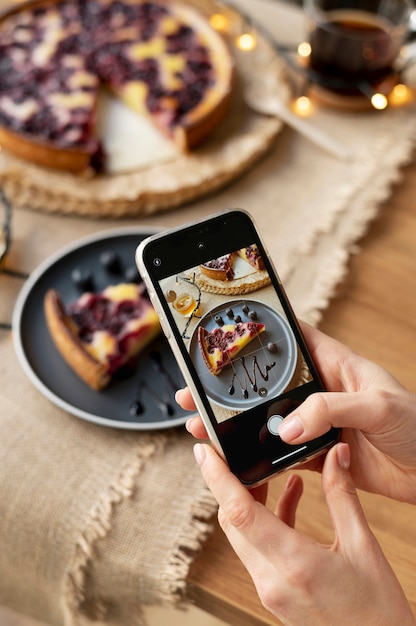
[1,1,416,625]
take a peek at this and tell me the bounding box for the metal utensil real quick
[244,86,352,161]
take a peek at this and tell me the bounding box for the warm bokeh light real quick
[388,83,413,106]
[209,13,229,33]
[236,32,257,52]
[371,92,388,110]
[393,84,408,99]
[297,42,311,59]
[292,95,312,116]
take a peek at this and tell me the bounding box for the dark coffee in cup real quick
[304,1,412,95]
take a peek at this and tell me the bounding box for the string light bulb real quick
[292,95,312,116]
[371,92,388,110]
[236,32,257,52]
[297,42,311,59]
[209,13,229,33]
[388,83,413,106]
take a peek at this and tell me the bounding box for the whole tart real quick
[0,0,234,173]
[44,282,161,390]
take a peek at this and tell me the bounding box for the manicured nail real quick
[193,443,206,466]
[285,473,297,491]
[278,415,304,441]
[336,443,350,470]
[185,417,194,433]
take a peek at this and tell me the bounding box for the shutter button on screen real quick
[267,415,285,436]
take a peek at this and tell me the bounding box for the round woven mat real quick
[0,1,288,218]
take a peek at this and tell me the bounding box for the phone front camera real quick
[153,258,162,267]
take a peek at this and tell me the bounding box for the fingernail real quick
[193,443,206,466]
[278,415,304,441]
[175,388,185,402]
[336,443,350,470]
[285,473,297,491]
[185,417,194,433]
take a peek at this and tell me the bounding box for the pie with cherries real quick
[44,282,161,390]
[198,321,265,376]
[199,253,234,281]
[0,0,234,173]
[200,245,265,282]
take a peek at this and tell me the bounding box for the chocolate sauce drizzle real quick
[228,355,276,399]
[129,350,182,419]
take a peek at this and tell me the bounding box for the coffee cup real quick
[303,0,413,95]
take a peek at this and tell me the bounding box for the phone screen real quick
[158,247,313,422]
[139,210,339,484]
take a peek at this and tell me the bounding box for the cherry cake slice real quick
[44,283,161,390]
[198,321,265,376]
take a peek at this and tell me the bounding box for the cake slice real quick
[44,283,161,390]
[198,321,265,376]
[199,253,235,281]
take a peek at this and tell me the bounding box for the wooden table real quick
[187,157,416,624]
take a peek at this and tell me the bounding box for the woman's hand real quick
[277,323,416,503]
[177,323,416,503]
[193,441,415,626]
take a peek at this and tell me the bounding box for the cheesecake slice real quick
[198,321,265,376]
[44,283,161,390]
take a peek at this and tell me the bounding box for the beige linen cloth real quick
[1,1,416,625]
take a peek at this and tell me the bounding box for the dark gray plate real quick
[12,227,190,430]
[189,299,297,411]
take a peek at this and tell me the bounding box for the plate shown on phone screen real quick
[189,300,298,411]
[12,227,190,430]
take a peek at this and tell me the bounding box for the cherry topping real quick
[100,250,121,273]
[214,315,224,326]
[71,267,94,291]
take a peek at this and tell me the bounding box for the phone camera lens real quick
[198,242,205,250]
[153,258,162,267]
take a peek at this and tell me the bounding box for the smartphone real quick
[136,209,340,486]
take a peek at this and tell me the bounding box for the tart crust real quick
[44,288,110,390]
[199,253,235,282]
[0,126,94,173]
